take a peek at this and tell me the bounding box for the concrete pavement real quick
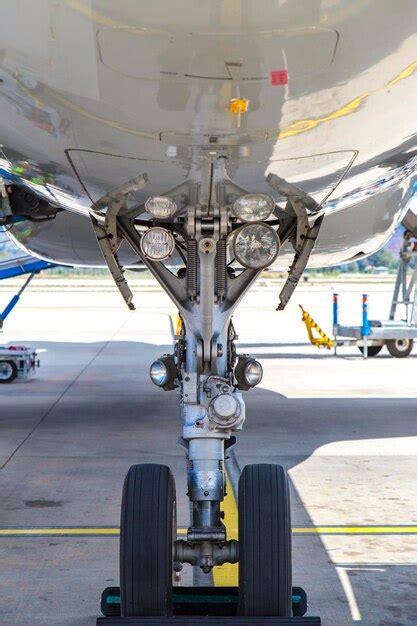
[0,278,416,625]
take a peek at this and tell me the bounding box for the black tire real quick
[0,360,18,384]
[386,338,414,358]
[238,464,292,616]
[120,464,176,617]
[358,345,383,357]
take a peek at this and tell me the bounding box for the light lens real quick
[232,223,279,269]
[140,227,175,261]
[234,355,263,390]
[243,360,263,387]
[232,193,275,222]
[150,359,169,387]
[145,196,177,219]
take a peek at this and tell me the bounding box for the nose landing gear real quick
[96,165,322,624]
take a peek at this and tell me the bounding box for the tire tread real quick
[120,464,175,617]
[239,464,292,616]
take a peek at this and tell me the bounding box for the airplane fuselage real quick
[0,0,415,267]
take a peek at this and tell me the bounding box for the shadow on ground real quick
[0,340,416,625]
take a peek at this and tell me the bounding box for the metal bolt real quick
[204,490,209,497]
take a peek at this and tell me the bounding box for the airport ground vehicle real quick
[0,345,39,383]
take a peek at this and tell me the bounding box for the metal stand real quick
[332,231,417,357]
[389,230,417,324]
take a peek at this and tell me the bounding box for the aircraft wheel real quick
[358,345,383,357]
[120,463,176,617]
[238,463,292,616]
[386,338,414,358]
[0,360,18,383]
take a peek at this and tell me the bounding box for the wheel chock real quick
[97,618,321,625]
[99,586,320,624]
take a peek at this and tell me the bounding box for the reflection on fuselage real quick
[0,0,415,267]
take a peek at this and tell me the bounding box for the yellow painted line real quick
[1,526,416,538]
[213,472,239,587]
[0,527,187,537]
[293,526,417,535]
[0,528,119,536]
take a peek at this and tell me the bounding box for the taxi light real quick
[232,223,280,269]
[140,227,175,261]
[145,196,177,219]
[149,355,177,390]
[231,193,275,222]
[235,356,263,390]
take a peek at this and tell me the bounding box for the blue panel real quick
[0,259,55,279]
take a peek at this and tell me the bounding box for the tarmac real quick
[0,277,416,625]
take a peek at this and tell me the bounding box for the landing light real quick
[232,223,280,269]
[140,227,175,261]
[149,355,177,390]
[145,196,177,219]
[150,359,169,387]
[231,193,275,222]
[234,356,263,390]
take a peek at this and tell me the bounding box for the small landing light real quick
[140,227,175,261]
[232,193,275,222]
[145,196,177,219]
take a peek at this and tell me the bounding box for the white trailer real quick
[0,345,39,383]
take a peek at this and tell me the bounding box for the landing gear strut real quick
[96,159,322,624]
